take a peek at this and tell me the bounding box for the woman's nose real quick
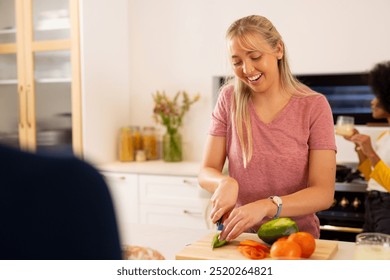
[243,63,254,74]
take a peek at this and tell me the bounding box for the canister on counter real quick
[142,126,158,160]
[119,127,134,161]
[135,150,146,162]
[131,126,142,151]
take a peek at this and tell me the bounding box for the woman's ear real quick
[276,41,284,60]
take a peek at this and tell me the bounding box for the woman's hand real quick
[350,133,376,158]
[219,200,268,241]
[209,177,239,224]
[343,128,360,140]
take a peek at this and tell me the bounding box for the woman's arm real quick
[279,149,336,215]
[343,130,371,180]
[198,135,227,193]
[370,161,390,191]
[219,149,336,241]
[350,133,384,181]
[198,135,239,224]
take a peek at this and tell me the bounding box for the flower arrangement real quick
[152,90,200,161]
[152,90,200,134]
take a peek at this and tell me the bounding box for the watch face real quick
[273,196,282,205]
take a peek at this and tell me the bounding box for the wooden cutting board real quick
[175,232,338,260]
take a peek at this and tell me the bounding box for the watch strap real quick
[269,196,282,219]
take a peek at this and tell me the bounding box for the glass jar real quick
[119,127,134,161]
[135,150,147,162]
[142,126,158,160]
[130,126,142,151]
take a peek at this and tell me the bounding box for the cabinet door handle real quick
[183,209,202,216]
[25,84,32,128]
[103,175,126,181]
[182,179,197,186]
[18,85,24,129]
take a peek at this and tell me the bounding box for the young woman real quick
[344,61,390,234]
[198,15,336,241]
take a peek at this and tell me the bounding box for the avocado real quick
[257,217,299,244]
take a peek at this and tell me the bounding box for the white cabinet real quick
[101,172,138,244]
[99,161,214,241]
[138,174,212,230]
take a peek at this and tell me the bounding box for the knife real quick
[216,217,224,231]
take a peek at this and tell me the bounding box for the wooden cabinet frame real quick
[0,0,82,155]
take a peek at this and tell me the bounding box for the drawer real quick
[139,174,210,207]
[140,204,211,230]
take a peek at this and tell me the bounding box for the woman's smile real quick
[247,73,262,83]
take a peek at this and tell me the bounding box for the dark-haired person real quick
[344,61,390,234]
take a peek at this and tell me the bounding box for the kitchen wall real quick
[127,0,390,162]
[80,0,130,164]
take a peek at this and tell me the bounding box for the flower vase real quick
[163,131,182,162]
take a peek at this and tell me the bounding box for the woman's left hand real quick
[218,200,266,241]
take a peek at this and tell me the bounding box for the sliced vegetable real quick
[237,245,266,260]
[239,239,270,253]
[237,239,270,259]
[211,233,228,248]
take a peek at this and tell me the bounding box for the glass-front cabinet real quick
[0,0,81,156]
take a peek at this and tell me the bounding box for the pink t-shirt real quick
[209,85,337,238]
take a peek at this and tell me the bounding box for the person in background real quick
[0,144,122,260]
[198,15,336,241]
[344,61,390,234]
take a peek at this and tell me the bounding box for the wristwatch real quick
[269,196,282,219]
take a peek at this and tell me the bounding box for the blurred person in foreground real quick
[0,144,122,259]
[344,61,390,234]
[198,15,336,241]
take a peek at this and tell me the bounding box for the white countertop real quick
[122,224,355,260]
[98,160,201,177]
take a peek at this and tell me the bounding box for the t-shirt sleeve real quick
[208,86,232,136]
[308,95,337,151]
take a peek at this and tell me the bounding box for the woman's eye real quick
[251,56,261,61]
[233,61,242,67]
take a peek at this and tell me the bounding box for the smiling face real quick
[228,33,283,95]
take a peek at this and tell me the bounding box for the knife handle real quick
[216,218,224,230]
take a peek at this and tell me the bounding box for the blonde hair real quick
[225,15,312,168]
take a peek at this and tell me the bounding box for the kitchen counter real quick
[98,160,201,176]
[123,224,356,260]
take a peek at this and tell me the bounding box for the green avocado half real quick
[257,217,299,245]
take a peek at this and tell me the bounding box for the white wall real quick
[127,0,390,162]
[80,0,130,164]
